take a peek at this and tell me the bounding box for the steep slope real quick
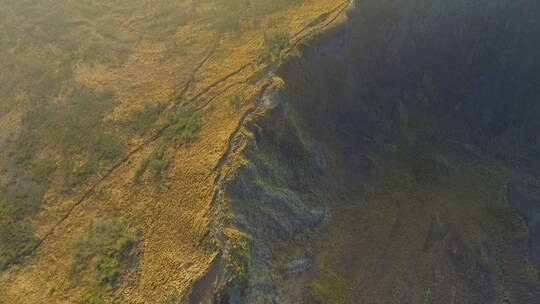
[204,0,540,303]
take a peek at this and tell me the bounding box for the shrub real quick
[95,256,120,288]
[93,135,124,161]
[229,93,245,110]
[67,135,124,187]
[164,112,201,146]
[123,103,165,134]
[147,148,169,173]
[67,155,100,188]
[257,28,290,64]
[71,217,139,290]
[16,84,121,188]
[0,220,38,271]
[31,159,56,183]
[298,29,323,47]
[14,133,39,166]
[0,188,42,271]
[78,295,103,304]
[135,147,170,182]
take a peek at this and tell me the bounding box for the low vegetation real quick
[0,219,38,271]
[66,134,124,188]
[257,28,291,64]
[229,93,246,110]
[215,0,305,33]
[122,103,166,135]
[135,147,171,182]
[298,29,323,47]
[9,85,125,192]
[71,217,140,292]
[164,111,201,146]
[0,161,53,271]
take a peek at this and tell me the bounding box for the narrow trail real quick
[169,39,221,111]
[9,0,352,269]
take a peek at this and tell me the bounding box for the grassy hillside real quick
[0,0,349,302]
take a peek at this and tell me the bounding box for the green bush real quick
[16,84,122,189]
[67,155,100,188]
[0,220,38,271]
[71,217,139,290]
[298,29,323,47]
[0,193,39,221]
[135,147,170,182]
[14,133,39,166]
[229,93,246,110]
[0,188,42,271]
[93,135,124,161]
[31,159,56,184]
[164,112,201,146]
[67,135,124,187]
[95,256,120,288]
[78,295,103,304]
[147,148,169,173]
[123,103,165,134]
[257,28,290,64]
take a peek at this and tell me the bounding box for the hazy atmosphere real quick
[1,0,539,303]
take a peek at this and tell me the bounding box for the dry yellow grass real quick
[0,0,349,302]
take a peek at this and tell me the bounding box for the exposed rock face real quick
[205,0,540,303]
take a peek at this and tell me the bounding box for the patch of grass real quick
[164,111,201,146]
[257,28,291,64]
[71,217,140,291]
